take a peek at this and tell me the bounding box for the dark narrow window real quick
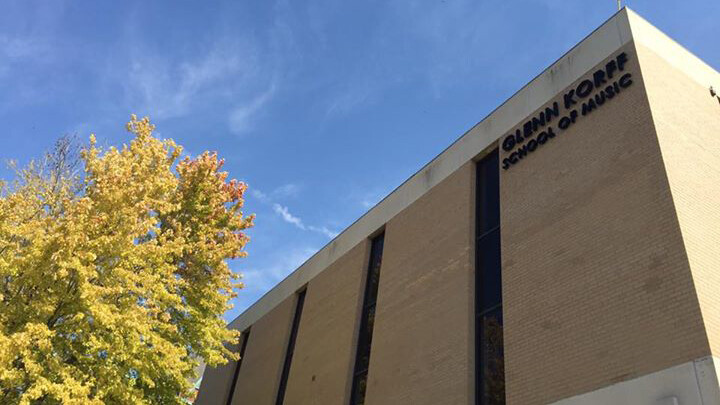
[226,328,251,405]
[476,149,504,405]
[276,289,306,405]
[350,233,385,405]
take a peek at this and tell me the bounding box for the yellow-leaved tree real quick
[0,116,253,404]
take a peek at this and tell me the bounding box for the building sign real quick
[501,52,634,170]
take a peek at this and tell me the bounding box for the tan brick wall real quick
[501,42,710,405]
[364,161,475,405]
[198,36,720,405]
[637,44,720,356]
[229,295,296,405]
[281,242,369,404]
[194,334,244,405]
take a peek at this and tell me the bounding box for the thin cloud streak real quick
[228,82,277,135]
[272,203,339,238]
[108,10,287,128]
[273,203,304,228]
[249,184,338,238]
[121,39,262,120]
[251,183,302,203]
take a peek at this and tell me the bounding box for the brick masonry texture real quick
[281,242,369,404]
[638,44,720,358]
[198,36,720,405]
[500,42,710,404]
[194,334,244,405]
[364,161,475,405]
[229,294,296,404]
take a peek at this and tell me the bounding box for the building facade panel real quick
[197,9,720,405]
[364,161,475,405]
[500,42,710,404]
[637,42,720,358]
[281,242,370,404]
[229,295,296,405]
[195,335,244,405]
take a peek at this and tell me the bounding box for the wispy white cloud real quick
[121,39,264,120]
[384,0,520,94]
[0,36,46,61]
[272,183,301,198]
[273,203,304,228]
[324,79,376,118]
[250,188,270,203]
[228,82,277,135]
[271,202,339,238]
[249,183,338,238]
[109,11,285,128]
[0,33,59,106]
[251,183,302,203]
[271,203,339,238]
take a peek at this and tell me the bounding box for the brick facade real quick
[197,10,720,405]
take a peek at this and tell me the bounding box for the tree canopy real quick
[0,116,253,404]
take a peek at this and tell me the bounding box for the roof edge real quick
[230,8,638,331]
[626,8,719,89]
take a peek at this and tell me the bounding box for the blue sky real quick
[1,1,718,322]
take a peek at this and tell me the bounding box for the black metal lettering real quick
[546,126,556,138]
[576,80,594,98]
[559,116,571,130]
[581,98,597,116]
[606,59,618,79]
[527,139,538,152]
[594,90,606,106]
[537,131,549,144]
[516,144,529,159]
[617,52,629,71]
[564,89,577,109]
[605,84,616,99]
[545,102,560,122]
[619,73,633,88]
[531,115,545,132]
[593,69,607,88]
[570,110,578,122]
[502,135,516,152]
[523,121,534,138]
